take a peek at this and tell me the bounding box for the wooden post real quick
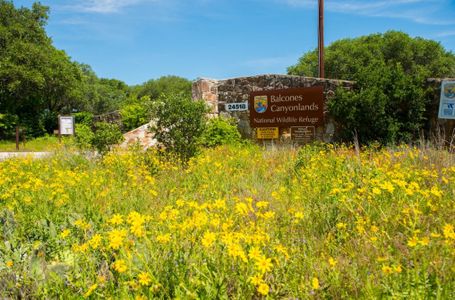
[22,128,26,148]
[15,126,19,151]
[58,115,62,143]
[318,0,325,79]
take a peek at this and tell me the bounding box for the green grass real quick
[0,135,72,152]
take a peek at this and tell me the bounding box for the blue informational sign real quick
[438,80,455,120]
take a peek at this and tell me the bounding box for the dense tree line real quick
[289,31,455,143]
[0,1,191,139]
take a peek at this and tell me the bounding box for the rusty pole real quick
[15,126,19,151]
[318,0,325,78]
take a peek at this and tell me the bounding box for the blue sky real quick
[12,0,455,85]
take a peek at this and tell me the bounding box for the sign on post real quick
[291,126,315,142]
[438,80,455,119]
[256,127,279,139]
[249,87,324,128]
[59,116,75,135]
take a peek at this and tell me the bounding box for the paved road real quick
[0,152,52,161]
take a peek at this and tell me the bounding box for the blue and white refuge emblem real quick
[254,96,268,113]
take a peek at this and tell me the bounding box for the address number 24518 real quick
[225,102,248,112]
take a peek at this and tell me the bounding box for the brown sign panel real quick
[291,126,315,142]
[249,86,324,128]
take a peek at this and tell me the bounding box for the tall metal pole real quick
[318,0,325,78]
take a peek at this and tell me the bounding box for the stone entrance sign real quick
[249,87,324,128]
[192,74,355,142]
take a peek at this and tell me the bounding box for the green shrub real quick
[0,113,18,139]
[75,124,95,150]
[92,122,124,154]
[199,117,241,148]
[120,103,149,132]
[74,112,94,127]
[288,31,455,144]
[150,93,208,163]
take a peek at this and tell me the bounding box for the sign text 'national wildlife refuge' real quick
[249,86,324,127]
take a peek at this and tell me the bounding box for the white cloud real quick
[279,0,453,25]
[67,0,156,14]
[437,31,455,37]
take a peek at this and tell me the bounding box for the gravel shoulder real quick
[0,152,52,160]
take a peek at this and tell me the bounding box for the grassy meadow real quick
[0,136,66,152]
[0,144,454,299]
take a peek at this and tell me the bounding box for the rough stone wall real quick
[192,74,355,142]
[93,110,123,130]
[192,78,219,117]
[425,78,455,145]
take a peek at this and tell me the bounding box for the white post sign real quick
[438,80,455,120]
[59,116,75,135]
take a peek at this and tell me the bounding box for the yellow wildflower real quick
[274,244,289,259]
[89,234,102,249]
[336,222,347,230]
[407,236,418,247]
[249,274,263,286]
[430,186,442,198]
[257,283,269,296]
[112,259,127,273]
[372,187,382,195]
[328,257,337,268]
[60,229,70,239]
[248,246,262,261]
[83,283,98,298]
[108,229,127,250]
[74,219,91,230]
[311,277,320,289]
[228,243,247,262]
[6,260,13,268]
[443,224,455,239]
[138,272,152,286]
[262,211,275,220]
[419,237,430,246]
[156,233,171,244]
[201,231,216,248]
[382,265,393,275]
[235,202,249,216]
[255,256,273,274]
[108,214,123,226]
[393,265,402,273]
[256,201,269,209]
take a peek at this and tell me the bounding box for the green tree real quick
[288,31,455,143]
[75,63,130,115]
[133,76,192,100]
[0,1,83,136]
[120,96,151,131]
[151,93,208,163]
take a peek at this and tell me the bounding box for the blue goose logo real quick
[254,96,268,113]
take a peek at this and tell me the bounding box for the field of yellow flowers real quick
[0,144,454,299]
